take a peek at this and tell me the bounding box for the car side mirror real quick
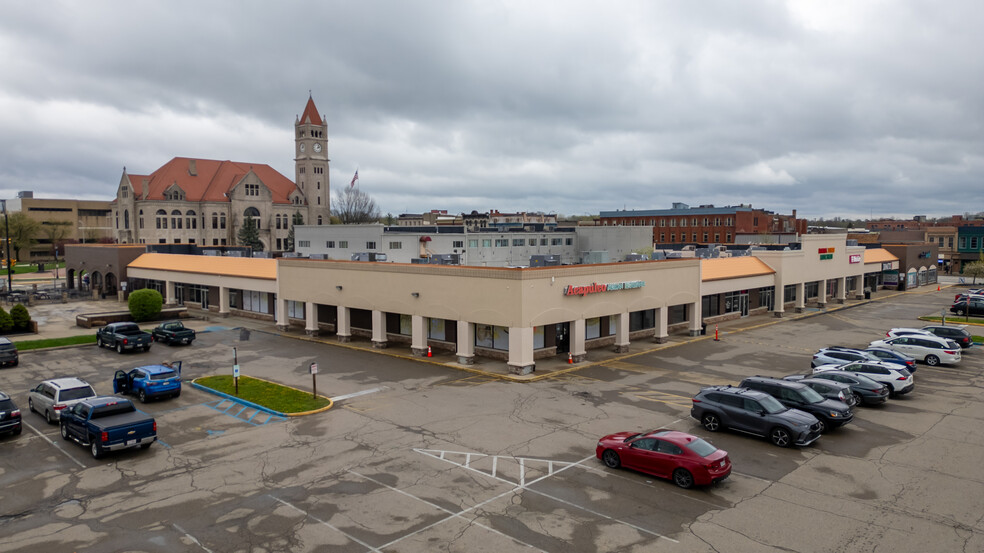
[759,410,768,416]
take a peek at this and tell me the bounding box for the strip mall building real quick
[117,235,902,375]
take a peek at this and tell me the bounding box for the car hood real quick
[781,408,819,426]
[599,431,637,444]
[813,398,851,414]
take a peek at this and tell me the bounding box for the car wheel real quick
[853,392,863,405]
[672,468,695,489]
[816,420,826,434]
[90,439,102,459]
[144,345,151,352]
[957,309,966,316]
[60,423,69,440]
[925,355,940,366]
[12,359,17,367]
[138,390,147,403]
[601,449,621,469]
[45,409,53,424]
[13,426,21,435]
[116,343,123,354]
[28,398,34,413]
[770,427,793,448]
[701,413,721,432]
[97,337,103,347]
[173,391,181,399]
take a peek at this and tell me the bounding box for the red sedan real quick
[595,429,731,488]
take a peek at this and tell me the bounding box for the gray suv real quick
[691,385,823,447]
[740,376,854,432]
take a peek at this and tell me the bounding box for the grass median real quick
[15,335,97,351]
[194,375,331,414]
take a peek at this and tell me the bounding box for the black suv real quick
[691,386,822,447]
[921,325,973,349]
[789,372,889,406]
[739,376,854,432]
[0,391,22,436]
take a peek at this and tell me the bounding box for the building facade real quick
[598,203,806,245]
[112,96,331,252]
[5,193,113,263]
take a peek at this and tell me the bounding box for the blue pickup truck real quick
[113,364,182,403]
[59,396,157,459]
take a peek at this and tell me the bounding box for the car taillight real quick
[100,432,108,442]
[692,398,701,403]
[871,389,882,393]
[897,376,907,380]
[152,422,157,432]
[123,338,129,345]
[53,404,66,411]
[945,350,956,354]
[11,409,20,416]
[886,331,891,337]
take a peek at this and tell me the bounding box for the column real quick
[371,309,387,348]
[817,279,827,308]
[836,277,847,304]
[275,296,289,331]
[688,300,702,337]
[614,311,630,353]
[854,274,865,299]
[305,301,319,336]
[571,319,586,362]
[507,326,535,375]
[795,282,806,313]
[456,321,475,365]
[410,314,426,356]
[773,284,785,318]
[336,306,351,342]
[219,286,230,317]
[165,280,176,305]
[654,307,669,344]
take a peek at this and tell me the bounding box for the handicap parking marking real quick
[202,399,287,426]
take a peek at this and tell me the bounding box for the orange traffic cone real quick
[427,346,432,357]
[568,352,573,364]
[937,285,941,291]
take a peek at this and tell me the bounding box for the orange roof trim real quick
[863,248,898,264]
[701,257,776,282]
[128,253,277,280]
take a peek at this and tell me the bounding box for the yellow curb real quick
[192,374,333,416]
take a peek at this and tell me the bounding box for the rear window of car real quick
[0,342,16,352]
[684,438,718,457]
[0,399,14,410]
[150,371,177,381]
[60,386,96,401]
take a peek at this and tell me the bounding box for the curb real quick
[190,377,333,417]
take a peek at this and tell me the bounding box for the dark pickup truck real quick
[59,396,157,459]
[151,321,196,345]
[97,322,153,354]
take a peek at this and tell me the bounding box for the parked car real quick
[950,299,984,317]
[864,347,917,372]
[953,292,984,302]
[869,335,961,366]
[59,396,157,459]
[739,376,854,432]
[811,347,879,368]
[113,364,181,403]
[28,377,97,423]
[0,337,18,367]
[596,429,731,488]
[921,324,973,348]
[151,321,196,345]
[795,371,890,406]
[814,361,914,396]
[885,328,936,339]
[96,322,153,354]
[780,376,857,407]
[0,391,22,436]
[691,385,823,448]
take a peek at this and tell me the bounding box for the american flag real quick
[349,170,359,188]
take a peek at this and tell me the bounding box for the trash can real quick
[701,322,707,336]
[864,289,871,300]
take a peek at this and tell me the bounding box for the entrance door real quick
[555,322,570,354]
[739,292,749,316]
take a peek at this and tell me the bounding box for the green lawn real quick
[15,334,97,350]
[194,375,331,413]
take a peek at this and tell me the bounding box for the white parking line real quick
[172,523,214,553]
[25,422,85,469]
[269,496,382,553]
[329,386,388,402]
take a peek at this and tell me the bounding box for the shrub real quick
[128,289,163,322]
[0,307,13,333]
[10,304,30,331]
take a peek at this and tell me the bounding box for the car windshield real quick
[61,386,95,401]
[759,395,786,414]
[684,438,718,458]
[800,386,826,403]
[150,371,176,381]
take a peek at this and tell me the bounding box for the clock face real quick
[299,143,306,152]
[313,143,322,153]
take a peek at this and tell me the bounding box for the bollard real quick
[714,325,720,341]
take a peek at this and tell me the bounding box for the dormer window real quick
[245,183,260,196]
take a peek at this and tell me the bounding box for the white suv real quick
[814,361,915,396]
[28,378,97,423]
[869,335,961,367]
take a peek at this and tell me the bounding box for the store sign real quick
[564,280,645,296]
[849,254,862,264]
[883,269,899,285]
[882,262,893,271]
[818,247,835,261]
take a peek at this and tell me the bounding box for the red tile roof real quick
[300,96,322,125]
[126,157,297,204]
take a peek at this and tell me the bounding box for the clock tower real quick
[295,95,331,224]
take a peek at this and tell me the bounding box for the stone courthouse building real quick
[111,96,332,252]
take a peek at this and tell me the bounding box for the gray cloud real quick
[0,0,981,219]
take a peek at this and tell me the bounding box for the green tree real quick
[286,211,304,251]
[10,304,30,331]
[332,186,381,224]
[1,212,41,262]
[128,288,163,322]
[237,215,263,251]
[0,306,13,333]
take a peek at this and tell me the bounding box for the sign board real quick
[883,270,899,286]
[233,364,240,378]
[849,254,862,264]
[564,280,645,297]
[120,281,127,291]
[310,362,318,375]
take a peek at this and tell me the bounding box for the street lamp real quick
[0,200,11,293]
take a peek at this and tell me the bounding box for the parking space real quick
[1,288,983,552]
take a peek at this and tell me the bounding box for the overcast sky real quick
[1,1,981,220]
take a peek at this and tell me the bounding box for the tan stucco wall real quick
[752,235,867,285]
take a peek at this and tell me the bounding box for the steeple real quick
[300,94,323,125]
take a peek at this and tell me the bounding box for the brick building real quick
[598,203,806,245]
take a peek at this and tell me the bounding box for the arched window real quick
[186,210,196,229]
[220,213,226,229]
[171,209,182,230]
[124,210,130,229]
[211,212,218,229]
[244,207,261,229]
[317,215,323,225]
[156,209,167,229]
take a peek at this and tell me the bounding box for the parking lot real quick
[1,288,983,552]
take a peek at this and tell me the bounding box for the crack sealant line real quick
[24,421,85,468]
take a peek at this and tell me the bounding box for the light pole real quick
[0,200,11,293]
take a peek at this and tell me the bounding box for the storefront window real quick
[242,291,269,314]
[586,317,601,339]
[399,314,412,335]
[287,300,305,319]
[475,324,509,350]
[759,287,774,310]
[701,295,720,317]
[629,309,655,331]
[428,318,445,340]
[804,281,819,299]
[534,326,544,349]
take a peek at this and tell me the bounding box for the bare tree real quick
[41,221,72,259]
[332,186,381,224]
